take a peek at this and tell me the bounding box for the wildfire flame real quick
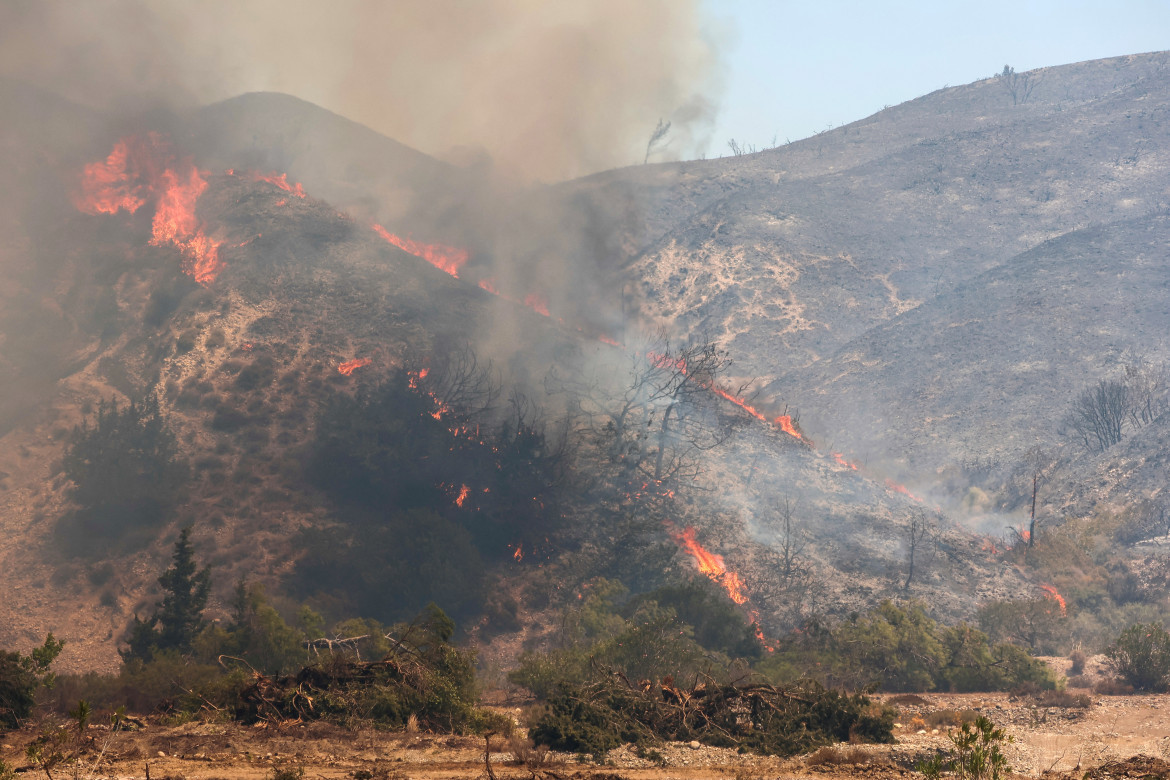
[246,171,306,198]
[774,414,805,442]
[523,293,551,317]
[77,134,225,285]
[513,544,524,562]
[1040,584,1067,616]
[831,452,859,470]
[455,484,470,507]
[885,479,923,503]
[338,357,372,376]
[371,223,469,278]
[671,526,749,605]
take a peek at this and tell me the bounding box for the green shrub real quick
[0,635,64,730]
[1104,622,1170,691]
[757,602,1053,693]
[918,716,1011,780]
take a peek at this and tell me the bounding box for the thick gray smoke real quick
[0,0,723,182]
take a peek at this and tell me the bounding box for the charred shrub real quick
[58,395,187,554]
[234,356,276,391]
[291,509,485,625]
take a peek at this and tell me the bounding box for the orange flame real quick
[1040,584,1067,616]
[885,479,923,503]
[75,138,152,215]
[651,351,807,443]
[338,357,372,375]
[371,223,469,278]
[523,293,551,317]
[455,484,470,507]
[77,135,224,285]
[513,544,524,562]
[671,526,748,605]
[248,171,306,198]
[831,452,859,470]
[478,277,500,294]
[774,414,806,442]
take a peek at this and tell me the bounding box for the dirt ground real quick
[3,685,1170,780]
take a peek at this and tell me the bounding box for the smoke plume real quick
[0,0,723,181]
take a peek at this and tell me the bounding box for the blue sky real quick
[703,0,1170,156]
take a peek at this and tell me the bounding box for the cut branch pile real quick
[530,675,894,757]
[221,621,502,734]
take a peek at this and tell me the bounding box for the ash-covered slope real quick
[775,213,1170,478]
[583,51,1170,477]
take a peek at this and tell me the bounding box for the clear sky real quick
[703,0,1170,156]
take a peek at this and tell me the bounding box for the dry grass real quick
[1035,689,1092,708]
[805,746,873,766]
[506,734,563,770]
[923,709,980,729]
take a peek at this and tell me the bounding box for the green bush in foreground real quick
[0,635,64,730]
[1105,622,1170,692]
[758,601,1056,693]
[918,716,1012,780]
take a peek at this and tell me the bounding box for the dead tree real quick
[553,329,744,492]
[1063,378,1130,452]
[1122,353,1170,428]
[998,65,1040,105]
[407,341,501,420]
[903,508,934,591]
[775,495,806,588]
[1010,446,1062,548]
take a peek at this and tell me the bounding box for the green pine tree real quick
[122,528,211,661]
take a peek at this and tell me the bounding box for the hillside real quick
[0,52,1168,672]
[600,52,1170,475]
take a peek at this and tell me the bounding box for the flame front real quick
[672,526,748,605]
[455,484,470,507]
[831,452,859,470]
[523,293,551,317]
[247,171,306,198]
[1039,584,1067,616]
[371,224,469,278]
[338,357,372,376]
[77,135,225,285]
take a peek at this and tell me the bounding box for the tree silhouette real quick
[123,527,211,661]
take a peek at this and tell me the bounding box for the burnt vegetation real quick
[58,395,188,555]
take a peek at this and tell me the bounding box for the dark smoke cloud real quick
[0,0,724,181]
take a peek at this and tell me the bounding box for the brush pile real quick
[530,675,894,757]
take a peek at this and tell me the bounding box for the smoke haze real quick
[0,0,724,181]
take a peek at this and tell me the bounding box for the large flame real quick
[77,135,224,285]
[371,223,469,278]
[338,357,372,376]
[1039,584,1067,616]
[671,526,749,605]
